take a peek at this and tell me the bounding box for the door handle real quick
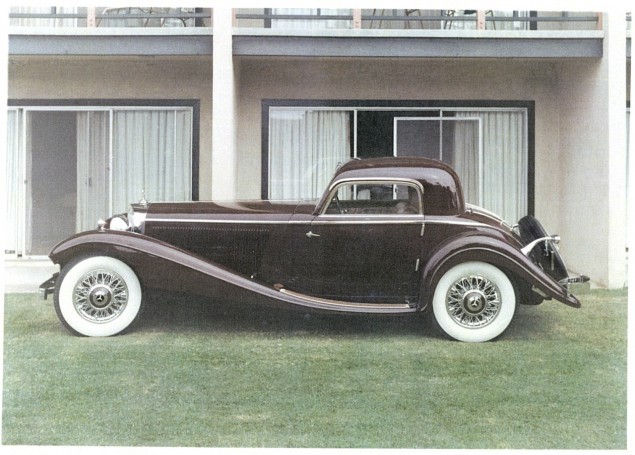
[305,231,321,238]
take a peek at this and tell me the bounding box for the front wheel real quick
[54,256,143,337]
[432,262,515,342]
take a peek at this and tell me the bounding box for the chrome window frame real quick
[318,177,425,217]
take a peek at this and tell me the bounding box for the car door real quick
[303,179,425,304]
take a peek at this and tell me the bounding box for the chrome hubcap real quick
[446,275,501,328]
[73,269,129,323]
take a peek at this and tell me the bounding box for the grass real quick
[2,288,628,449]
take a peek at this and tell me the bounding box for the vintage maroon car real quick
[40,157,588,342]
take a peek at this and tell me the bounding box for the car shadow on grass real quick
[137,291,563,341]
[138,290,442,339]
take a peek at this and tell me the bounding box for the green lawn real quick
[2,288,627,448]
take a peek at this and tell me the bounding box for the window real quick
[324,181,422,215]
[5,103,197,256]
[264,101,532,224]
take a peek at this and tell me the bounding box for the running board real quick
[277,286,417,314]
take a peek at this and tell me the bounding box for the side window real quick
[325,182,422,215]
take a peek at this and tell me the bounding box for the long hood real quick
[144,200,310,222]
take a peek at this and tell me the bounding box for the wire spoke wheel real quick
[73,269,129,323]
[55,256,143,337]
[432,262,515,342]
[446,275,501,329]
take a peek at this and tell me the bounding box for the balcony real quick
[9,7,214,56]
[233,9,604,58]
[8,7,610,58]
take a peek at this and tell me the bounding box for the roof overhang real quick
[9,28,214,56]
[233,29,605,58]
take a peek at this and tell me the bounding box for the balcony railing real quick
[9,7,606,31]
[234,9,603,32]
[9,7,212,28]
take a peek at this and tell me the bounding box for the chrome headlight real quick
[109,216,129,231]
[128,204,147,232]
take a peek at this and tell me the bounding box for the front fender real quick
[50,230,276,298]
[49,230,409,314]
[420,233,581,309]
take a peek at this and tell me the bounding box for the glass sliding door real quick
[5,106,194,257]
[393,111,526,222]
[394,116,482,207]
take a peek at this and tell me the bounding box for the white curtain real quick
[456,111,527,223]
[269,110,350,200]
[76,112,110,231]
[5,110,24,255]
[112,110,192,214]
[10,6,79,27]
[272,8,351,29]
[451,118,480,208]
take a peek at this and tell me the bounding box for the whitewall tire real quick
[54,256,143,337]
[432,261,515,342]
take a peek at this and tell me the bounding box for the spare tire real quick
[518,215,568,281]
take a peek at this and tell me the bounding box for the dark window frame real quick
[8,98,201,200]
[262,99,535,215]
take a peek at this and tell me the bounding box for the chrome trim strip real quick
[146,218,296,225]
[311,219,425,226]
[278,288,416,313]
[144,217,491,228]
[423,219,489,228]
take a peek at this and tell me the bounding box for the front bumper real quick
[39,273,58,300]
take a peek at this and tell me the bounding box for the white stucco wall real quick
[555,15,627,288]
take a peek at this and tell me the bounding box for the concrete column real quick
[606,13,627,288]
[211,8,236,199]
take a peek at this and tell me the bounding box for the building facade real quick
[5,7,632,288]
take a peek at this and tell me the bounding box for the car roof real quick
[335,156,453,175]
[328,157,465,216]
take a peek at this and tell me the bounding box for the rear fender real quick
[419,234,581,309]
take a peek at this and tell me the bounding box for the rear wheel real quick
[432,262,515,342]
[54,256,143,337]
